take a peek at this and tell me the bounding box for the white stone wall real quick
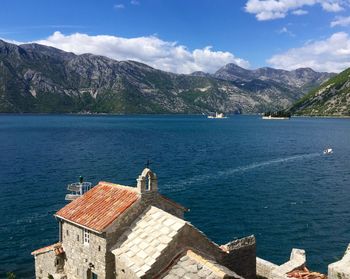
[256,249,306,279]
[256,257,278,279]
[34,250,57,279]
[61,221,108,279]
[328,244,350,279]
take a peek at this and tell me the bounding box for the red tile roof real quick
[55,182,140,232]
[31,242,62,256]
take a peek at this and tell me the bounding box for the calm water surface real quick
[0,115,349,277]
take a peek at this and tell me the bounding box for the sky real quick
[1,0,350,74]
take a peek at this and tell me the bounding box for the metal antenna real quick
[145,160,152,168]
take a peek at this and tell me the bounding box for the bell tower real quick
[136,168,158,193]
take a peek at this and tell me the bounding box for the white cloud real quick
[31,31,249,74]
[321,1,344,11]
[245,0,345,21]
[114,4,125,9]
[267,32,350,72]
[331,16,350,26]
[292,9,309,15]
[130,0,140,5]
[278,26,295,36]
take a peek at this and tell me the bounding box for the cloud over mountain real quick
[33,31,249,74]
[267,32,350,72]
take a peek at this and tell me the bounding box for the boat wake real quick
[217,152,320,177]
[162,152,321,192]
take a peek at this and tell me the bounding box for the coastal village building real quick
[32,168,256,279]
[32,168,350,279]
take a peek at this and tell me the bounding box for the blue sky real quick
[1,0,350,73]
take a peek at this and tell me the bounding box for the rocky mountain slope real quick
[0,40,333,113]
[213,63,332,93]
[288,68,350,116]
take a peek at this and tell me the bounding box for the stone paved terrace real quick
[112,206,186,278]
[162,250,243,279]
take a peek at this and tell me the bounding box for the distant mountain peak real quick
[0,40,335,114]
[190,71,211,77]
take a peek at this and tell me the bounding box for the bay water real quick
[0,115,349,277]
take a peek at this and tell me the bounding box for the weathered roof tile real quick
[55,182,140,232]
[161,250,243,279]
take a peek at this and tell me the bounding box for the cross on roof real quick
[145,160,152,168]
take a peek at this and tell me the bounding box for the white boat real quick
[208,112,228,119]
[323,148,333,155]
[262,115,290,120]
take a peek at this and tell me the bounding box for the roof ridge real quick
[98,181,139,192]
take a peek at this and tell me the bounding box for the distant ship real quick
[208,112,228,119]
[262,115,290,120]
[323,148,333,155]
[262,111,291,120]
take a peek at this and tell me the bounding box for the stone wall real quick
[113,258,139,279]
[256,249,306,279]
[220,235,256,279]
[328,244,350,279]
[256,257,278,279]
[34,250,57,279]
[61,221,108,279]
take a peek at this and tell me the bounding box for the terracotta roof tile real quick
[55,182,140,232]
[31,242,62,256]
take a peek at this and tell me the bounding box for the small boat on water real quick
[208,112,228,119]
[262,111,291,120]
[323,148,333,155]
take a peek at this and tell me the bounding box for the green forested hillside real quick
[289,68,350,116]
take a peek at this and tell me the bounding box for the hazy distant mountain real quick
[214,64,334,94]
[0,40,334,113]
[289,68,350,116]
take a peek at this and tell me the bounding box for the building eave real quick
[54,215,104,234]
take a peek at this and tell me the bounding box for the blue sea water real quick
[0,114,349,278]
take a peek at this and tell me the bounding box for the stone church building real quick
[32,168,256,279]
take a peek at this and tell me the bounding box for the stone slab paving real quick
[112,206,186,277]
[162,250,242,279]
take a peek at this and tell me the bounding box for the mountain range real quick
[289,68,350,116]
[0,39,334,114]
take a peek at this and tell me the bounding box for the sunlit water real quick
[0,115,349,277]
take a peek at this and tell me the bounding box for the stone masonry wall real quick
[220,236,256,279]
[61,221,107,279]
[34,250,57,279]
[328,244,350,279]
[257,257,279,279]
[114,258,139,279]
[256,249,306,279]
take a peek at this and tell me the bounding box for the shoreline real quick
[0,112,349,119]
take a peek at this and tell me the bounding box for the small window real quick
[98,245,101,252]
[77,234,80,242]
[66,230,69,236]
[83,228,90,245]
